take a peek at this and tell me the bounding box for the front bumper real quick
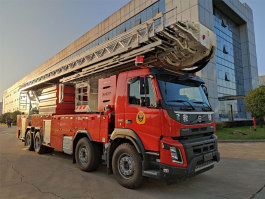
[143,134,220,182]
[143,150,220,181]
[160,151,220,180]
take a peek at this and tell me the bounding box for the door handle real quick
[125,120,132,124]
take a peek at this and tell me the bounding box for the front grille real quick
[180,126,214,138]
[191,127,207,132]
[191,128,199,132]
[192,141,215,155]
[181,135,217,163]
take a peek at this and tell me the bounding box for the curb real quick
[219,140,265,143]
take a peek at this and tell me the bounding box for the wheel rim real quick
[26,133,31,146]
[35,136,40,149]
[79,146,89,164]
[118,153,135,179]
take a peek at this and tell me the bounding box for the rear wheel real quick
[112,143,143,189]
[25,131,34,151]
[34,132,46,154]
[75,137,101,171]
[45,147,54,153]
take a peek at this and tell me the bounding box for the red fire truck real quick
[16,14,220,188]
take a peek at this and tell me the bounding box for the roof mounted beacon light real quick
[135,56,144,66]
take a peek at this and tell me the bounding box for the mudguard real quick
[110,128,145,155]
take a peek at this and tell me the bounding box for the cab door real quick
[124,76,161,151]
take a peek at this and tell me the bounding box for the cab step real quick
[143,170,161,178]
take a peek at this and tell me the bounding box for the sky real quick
[0,0,264,102]
[0,0,130,101]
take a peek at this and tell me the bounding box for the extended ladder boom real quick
[21,8,216,90]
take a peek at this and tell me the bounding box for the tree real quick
[0,112,12,124]
[244,86,265,127]
[11,111,21,124]
[0,111,21,124]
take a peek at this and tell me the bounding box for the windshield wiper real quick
[192,101,212,111]
[167,100,195,110]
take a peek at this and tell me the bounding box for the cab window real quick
[129,78,141,105]
[128,77,156,107]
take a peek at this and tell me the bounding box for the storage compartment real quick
[43,120,51,144]
[63,135,73,155]
[98,75,117,112]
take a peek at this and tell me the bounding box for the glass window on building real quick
[214,8,246,120]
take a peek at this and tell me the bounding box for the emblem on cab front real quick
[197,115,202,123]
[183,114,188,122]
[208,114,212,121]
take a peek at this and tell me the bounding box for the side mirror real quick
[140,97,150,107]
[140,77,149,95]
[201,84,208,98]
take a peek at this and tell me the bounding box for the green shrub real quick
[216,122,224,130]
[0,111,21,124]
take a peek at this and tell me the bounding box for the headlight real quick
[170,146,183,164]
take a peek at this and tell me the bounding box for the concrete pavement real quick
[0,125,264,199]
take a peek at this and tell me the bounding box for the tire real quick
[112,143,143,189]
[25,131,34,151]
[45,147,54,153]
[34,131,46,154]
[75,137,101,171]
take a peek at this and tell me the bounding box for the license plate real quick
[204,153,213,161]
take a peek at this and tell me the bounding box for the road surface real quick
[0,125,264,199]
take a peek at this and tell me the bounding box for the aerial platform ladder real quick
[20,8,216,90]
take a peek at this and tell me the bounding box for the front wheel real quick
[75,137,101,171]
[25,131,34,151]
[112,143,143,189]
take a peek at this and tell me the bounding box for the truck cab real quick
[110,67,220,185]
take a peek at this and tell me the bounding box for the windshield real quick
[157,74,211,110]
